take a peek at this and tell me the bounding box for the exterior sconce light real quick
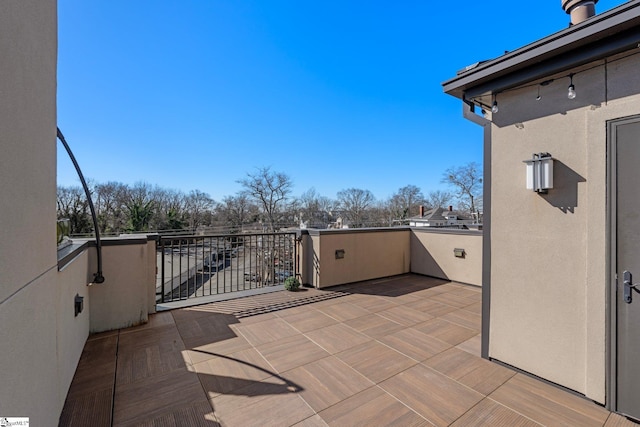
[523,152,554,193]
[567,74,576,99]
[454,248,465,258]
[74,294,84,317]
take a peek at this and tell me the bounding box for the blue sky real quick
[57,0,624,202]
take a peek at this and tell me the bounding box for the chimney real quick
[449,205,453,212]
[561,0,598,25]
[419,205,425,217]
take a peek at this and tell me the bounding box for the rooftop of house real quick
[410,207,473,222]
[59,274,628,426]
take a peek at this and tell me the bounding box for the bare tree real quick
[185,189,215,231]
[154,188,188,231]
[218,194,259,232]
[427,190,454,209]
[389,185,426,220]
[57,185,92,235]
[297,188,333,227]
[239,167,293,232]
[442,162,482,214]
[336,188,375,228]
[370,200,397,227]
[93,181,129,233]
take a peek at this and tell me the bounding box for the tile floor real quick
[59,274,637,426]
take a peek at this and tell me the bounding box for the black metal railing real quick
[157,232,298,303]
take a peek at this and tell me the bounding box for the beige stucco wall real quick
[0,248,91,423]
[89,238,157,333]
[488,53,640,403]
[0,5,157,421]
[299,232,314,286]
[56,250,92,408]
[410,229,482,286]
[1,269,61,422]
[309,232,322,287]
[0,1,58,299]
[306,229,410,288]
[147,238,158,315]
[0,1,67,424]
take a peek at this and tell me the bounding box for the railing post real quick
[295,232,300,282]
[161,238,166,303]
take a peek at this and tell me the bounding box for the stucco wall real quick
[1,269,61,422]
[306,229,410,288]
[488,53,640,403]
[0,0,58,298]
[410,229,482,286]
[89,238,157,333]
[299,232,314,286]
[0,1,66,424]
[56,250,92,409]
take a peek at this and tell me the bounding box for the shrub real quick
[284,277,300,291]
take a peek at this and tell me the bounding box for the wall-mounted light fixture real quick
[535,79,554,101]
[74,294,84,317]
[523,152,554,193]
[567,74,577,99]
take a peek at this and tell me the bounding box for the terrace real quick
[7,2,640,425]
[59,272,631,426]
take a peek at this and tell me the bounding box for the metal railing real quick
[157,232,298,303]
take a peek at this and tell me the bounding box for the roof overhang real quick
[442,0,640,100]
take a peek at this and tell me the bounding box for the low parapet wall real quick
[300,227,482,288]
[410,228,482,286]
[301,228,411,288]
[88,235,158,333]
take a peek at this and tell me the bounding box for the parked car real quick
[244,272,261,282]
[203,253,222,272]
[275,270,292,281]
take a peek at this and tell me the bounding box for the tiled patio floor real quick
[60,274,636,426]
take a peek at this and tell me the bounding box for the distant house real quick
[443,0,640,418]
[299,219,329,229]
[327,216,349,229]
[409,206,475,228]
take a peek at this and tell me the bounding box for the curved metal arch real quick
[57,127,105,284]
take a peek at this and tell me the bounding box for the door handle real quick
[623,271,639,304]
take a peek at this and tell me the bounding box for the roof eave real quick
[442,0,640,99]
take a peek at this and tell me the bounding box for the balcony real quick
[58,255,628,426]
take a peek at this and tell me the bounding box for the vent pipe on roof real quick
[561,0,598,25]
